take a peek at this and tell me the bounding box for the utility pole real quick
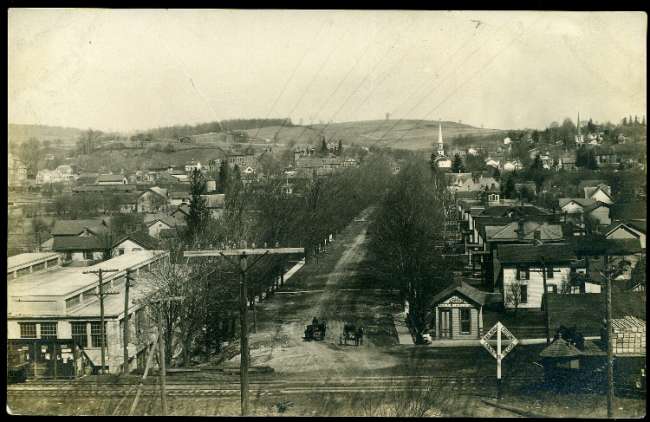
[83,268,119,374]
[604,254,614,419]
[148,296,184,416]
[123,270,135,374]
[184,245,304,416]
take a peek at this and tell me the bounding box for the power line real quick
[290,24,404,145]
[315,36,405,138]
[356,27,484,145]
[271,26,354,142]
[389,17,544,148]
[368,20,514,149]
[251,19,332,141]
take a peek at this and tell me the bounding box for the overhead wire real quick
[388,17,545,148]
[251,18,331,140]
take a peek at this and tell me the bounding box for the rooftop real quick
[497,243,577,264]
[485,221,564,241]
[8,251,168,300]
[97,174,126,183]
[7,252,60,273]
[51,218,109,236]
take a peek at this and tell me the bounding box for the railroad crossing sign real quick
[480,322,518,400]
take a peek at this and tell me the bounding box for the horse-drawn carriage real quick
[304,318,327,341]
[339,322,364,346]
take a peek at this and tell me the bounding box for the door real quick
[439,310,451,338]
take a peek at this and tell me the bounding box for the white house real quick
[137,187,169,213]
[496,244,596,310]
[584,184,613,205]
[112,232,161,256]
[485,158,501,169]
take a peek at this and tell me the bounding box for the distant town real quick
[7,114,647,417]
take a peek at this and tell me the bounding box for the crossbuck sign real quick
[480,322,518,398]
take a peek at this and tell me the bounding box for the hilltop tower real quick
[437,120,445,156]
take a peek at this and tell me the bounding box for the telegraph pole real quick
[83,268,119,374]
[184,245,304,416]
[148,296,184,416]
[604,255,614,418]
[123,270,135,374]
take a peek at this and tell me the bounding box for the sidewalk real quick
[283,259,305,282]
[392,313,414,345]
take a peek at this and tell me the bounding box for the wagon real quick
[304,319,327,341]
[339,323,362,346]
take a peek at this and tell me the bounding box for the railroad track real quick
[8,375,543,398]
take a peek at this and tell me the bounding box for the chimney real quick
[517,219,526,240]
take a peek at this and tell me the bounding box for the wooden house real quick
[424,281,500,341]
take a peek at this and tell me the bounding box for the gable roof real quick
[139,186,168,199]
[113,231,161,250]
[558,198,595,209]
[584,185,612,201]
[479,205,551,218]
[497,243,576,265]
[583,201,610,214]
[172,203,190,216]
[51,219,109,236]
[429,281,498,308]
[144,213,177,228]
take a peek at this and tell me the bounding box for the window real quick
[460,309,471,334]
[547,285,557,294]
[40,322,58,339]
[90,322,107,348]
[516,267,530,280]
[520,285,528,303]
[546,267,554,279]
[71,322,88,347]
[20,323,37,339]
[65,295,81,310]
[82,287,96,301]
[118,249,125,256]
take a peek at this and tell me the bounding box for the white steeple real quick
[437,120,445,156]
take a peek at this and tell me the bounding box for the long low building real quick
[7,250,169,375]
[7,252,62,279]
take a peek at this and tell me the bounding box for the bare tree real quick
[505,279,523,316]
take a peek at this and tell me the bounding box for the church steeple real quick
[437,120,444,156]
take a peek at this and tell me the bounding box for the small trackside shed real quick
[425,281,501,340]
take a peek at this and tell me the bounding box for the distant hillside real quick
[8,124,85,145]
[243,120,502,150]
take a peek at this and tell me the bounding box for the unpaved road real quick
[230,207,403,377]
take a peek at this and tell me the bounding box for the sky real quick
[8,9,647,133]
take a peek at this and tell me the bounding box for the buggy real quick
[304,318,327,341]
[339,322,363,346]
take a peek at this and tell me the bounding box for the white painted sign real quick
[441,295,473,307]
[480,321,519,383]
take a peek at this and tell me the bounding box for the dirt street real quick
[230,207,403,378]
